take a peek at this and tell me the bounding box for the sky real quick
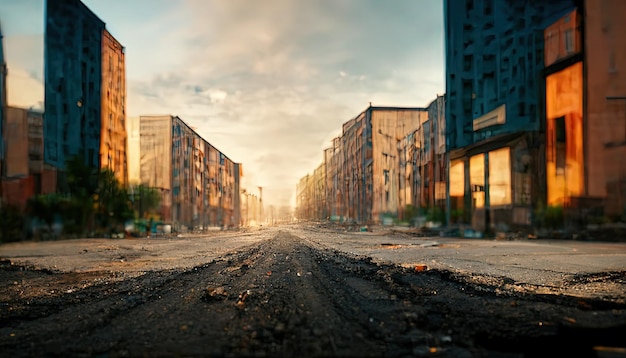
[0,0,444,207]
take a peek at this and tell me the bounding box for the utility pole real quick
[258,186,263,225]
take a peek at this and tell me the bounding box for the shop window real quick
[450,160,465,197]
[488,148,512,206]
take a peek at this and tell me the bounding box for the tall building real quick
[444,0,576,230]
[44,0,127,188]
[139,115,241,230]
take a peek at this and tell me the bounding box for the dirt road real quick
[1,229,625,357]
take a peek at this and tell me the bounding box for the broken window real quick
[555,116,566,174]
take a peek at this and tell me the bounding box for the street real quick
[1,224,625,357]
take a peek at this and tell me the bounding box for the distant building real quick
[139,115,241,230]
[126,116,140,184]
[298,106,426,224]
[44,0,128,188]
[2,106,51,209]
[444,0,576,231]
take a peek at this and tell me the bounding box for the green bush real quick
[426,206,445,223]
[0,204,25,243]
[404,205,419,222]
[450,209,464,224]
[534,204,563,230]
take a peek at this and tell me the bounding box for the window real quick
[555,116,566,173]
[450,160,465,197]
[488,148,512,206]
[470,154,485,208]
[463,55,473,72]
[564,29,574,54]
[484,0,492,15]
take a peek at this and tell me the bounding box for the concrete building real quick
[126,116,140,184]
[2,107,50,209]
[544,1,626,219]
[44,0,127,189]
[298,106,425,224]
[444,0,576,231]
[139,115,241,230]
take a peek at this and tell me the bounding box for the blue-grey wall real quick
[444,0,576,150]
[44,0,104,169]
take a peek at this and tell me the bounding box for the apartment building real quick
[444,0,576,231]
[139,115,241,230]
[544,1,626,218]
[298,106,425,224]
[44,0,127,188]
[2,107,50,209]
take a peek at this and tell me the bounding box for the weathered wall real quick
[585,0,626,199]
[4,106,28,177]
[100,29,127,186]
[140,115,172,221]
[544,9,581,67]
[2,176,34,211]
[545,62,584,205]
[371,108,424,222]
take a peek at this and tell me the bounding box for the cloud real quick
[123,0,444,206]
[6,67,44,111]
[2,0,445,207]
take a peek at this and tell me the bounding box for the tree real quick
[130,184,161,218]
[0,204,25,243]
[26,194,62,237]
[65,154,98,198]
[94,169,134,231]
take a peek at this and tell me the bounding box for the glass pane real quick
[488,147,511,206]
[450,160,464,197]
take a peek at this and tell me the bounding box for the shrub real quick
[0,204,25,243]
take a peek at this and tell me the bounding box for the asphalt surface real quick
[0,224,625,357]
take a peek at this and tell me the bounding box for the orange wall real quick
[544,9,581,67]
[100,29,128,186]
[585,0,626,198]
[545,62,584,206]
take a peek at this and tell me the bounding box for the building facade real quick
[545,1,626,219]
[139,115,241,230]
[297,106,425,224]
[444,0,576,231]
[44,0,127,188]
[100,29,127,186]
[2,107,50,209]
